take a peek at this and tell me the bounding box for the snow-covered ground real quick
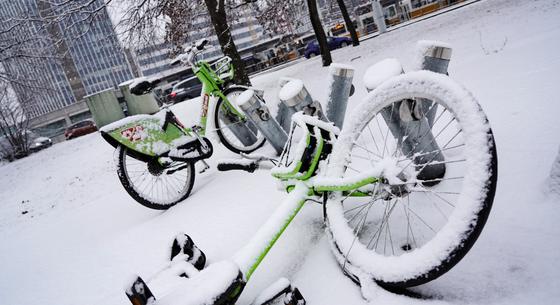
[1,0,560,304]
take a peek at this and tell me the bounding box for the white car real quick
[0,131,52,161]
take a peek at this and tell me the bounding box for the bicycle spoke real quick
[367,124,382,155]
[343,184,380,270]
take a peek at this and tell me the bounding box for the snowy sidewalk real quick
[1,0,560,304]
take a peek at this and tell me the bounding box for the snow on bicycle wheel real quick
[325,71,497,288]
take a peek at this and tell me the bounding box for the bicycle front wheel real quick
[116,145,195,210]
[325,71,497,288]
[214,87,266,154]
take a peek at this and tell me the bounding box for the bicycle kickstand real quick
[191,125,211,174]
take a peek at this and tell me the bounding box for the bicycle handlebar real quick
[217,162,259,173]
[170,38,209,67]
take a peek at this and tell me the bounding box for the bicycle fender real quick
[100,113,188,160]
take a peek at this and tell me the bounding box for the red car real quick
[65,119,98,140]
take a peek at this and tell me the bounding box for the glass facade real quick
[135,10,266,77]
[0,0,132,119]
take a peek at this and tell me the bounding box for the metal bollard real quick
[275,77,299,132]
[363,57,446,185]
[278,79,327,121]
[416,40,453,125]
[372,0,387,34]
[417,40,453,74]
[326,63,354,129]
[408,41,453,183]
[217,104,259,147]
[237,90,288,155]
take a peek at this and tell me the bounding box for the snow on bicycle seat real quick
[127,260,244,305]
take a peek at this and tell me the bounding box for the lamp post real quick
[371,0,387,34]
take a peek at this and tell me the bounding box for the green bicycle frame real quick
[234,176,381,283]
[234,115,382,282]
[100,56,247,162]
[191,58,245,136]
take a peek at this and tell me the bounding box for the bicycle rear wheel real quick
[116,145,195,210]
[325,71,497,288]
[214,87,266,154]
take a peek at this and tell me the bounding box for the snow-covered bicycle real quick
[124,61,497,304]
[100,39,265,209]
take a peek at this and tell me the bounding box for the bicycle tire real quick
[116,145,195,210]
[325,71,497,288]
[214,87,266,154]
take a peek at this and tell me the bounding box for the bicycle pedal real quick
[125,276,156,305]
[190,125,203,133]
[170,233,206,270]
[252,278,306,305]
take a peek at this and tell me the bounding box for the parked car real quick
[167,76,202,104]
[29,136,52,152]
[65,119,97,140]
[1,131,52,161]
[153,86,173,106]
[304,36,353,58]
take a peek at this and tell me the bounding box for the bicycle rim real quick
[325,71,497,288]
[214,88,265,154]
[117,146,195,209]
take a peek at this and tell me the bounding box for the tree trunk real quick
[307,0,332,66]
[203,0,251,86]
[337,0,359,46]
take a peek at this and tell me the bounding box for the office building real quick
[0,0,132,134]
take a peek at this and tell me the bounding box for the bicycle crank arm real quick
[166,137,213,163]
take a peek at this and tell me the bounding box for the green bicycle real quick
[100,39,265,209]
[169,39,266,154]
[124,68,498,304]
[134,39,266,154]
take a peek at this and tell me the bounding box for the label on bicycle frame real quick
[201,94,210,117]
[120,126,145,142]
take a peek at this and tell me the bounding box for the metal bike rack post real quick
[372,0,387,34]
[417,40,453,125]
[217,105,260,147]
[275,77,299,133]
[409,41,453,183]
[278,79,327,121]
[363,57,447,185]
[326,63,354,129]
[418,40,452,74]
[237,90,288,155]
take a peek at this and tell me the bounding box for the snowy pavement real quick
[1,0,560,304]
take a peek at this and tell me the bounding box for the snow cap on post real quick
[236,89,256,111]
[363,58,403,92]
[417,40,453,60]
[278,79,305,106]
[329,63,355,77]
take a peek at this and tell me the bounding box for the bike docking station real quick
[216,93,262,149]
[123,40,499,305]
[236,89,288,155]
[217,63,355,174]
